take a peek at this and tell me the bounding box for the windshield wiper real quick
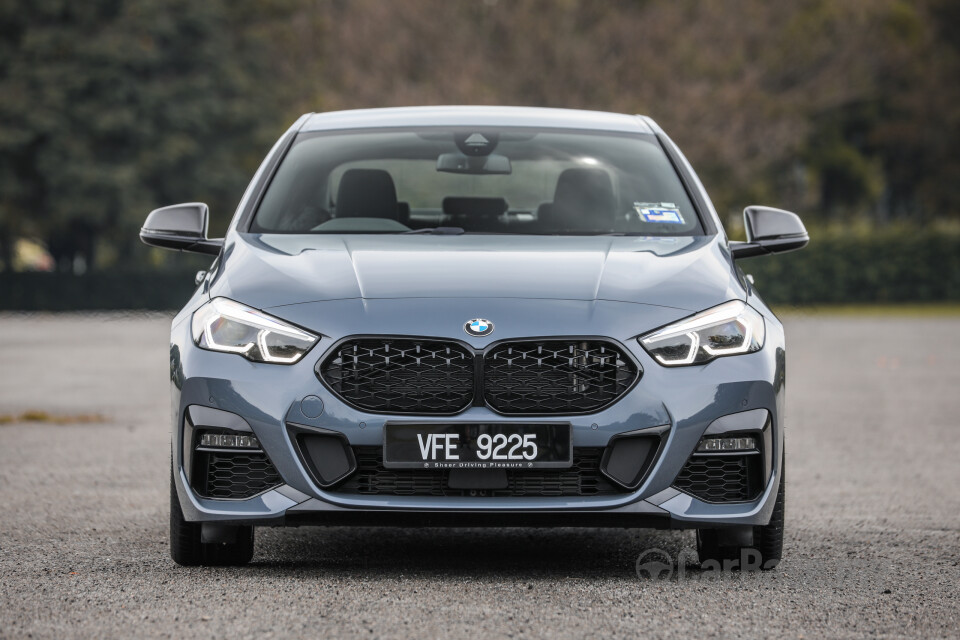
[598,232,662,236]
[402,227,466,235]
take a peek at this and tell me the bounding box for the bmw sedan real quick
[142,106,808,567]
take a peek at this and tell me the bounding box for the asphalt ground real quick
[0,312,958,639]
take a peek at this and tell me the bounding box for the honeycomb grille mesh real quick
[483,340,637,414]
[672,455,760,503]
[320,339,475,414]
[335,447,626,497]
[319,338,639,415]
[202,452,282,499]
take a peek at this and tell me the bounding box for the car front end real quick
[171,281,784,533]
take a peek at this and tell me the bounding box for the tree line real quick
[1,0,957,272]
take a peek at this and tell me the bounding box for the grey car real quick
[142,106,808,567]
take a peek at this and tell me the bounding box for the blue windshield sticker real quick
[635,205,684,224]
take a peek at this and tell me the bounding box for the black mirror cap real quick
[730,206,809,259]
[140,202,223,256]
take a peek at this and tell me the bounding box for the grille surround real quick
[317,336,641,416]
[335,446,628,497]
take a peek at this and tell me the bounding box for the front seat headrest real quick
[336,169,399,220]
[548,168,616,231]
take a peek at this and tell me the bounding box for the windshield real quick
[250,128,704,236]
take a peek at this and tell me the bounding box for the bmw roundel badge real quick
[464,318,494,337]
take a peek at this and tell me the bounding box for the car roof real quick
[300,106,655,134]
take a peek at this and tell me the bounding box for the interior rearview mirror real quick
[729,206,808,259]
[140,203,223,256]
[437,152,512,175]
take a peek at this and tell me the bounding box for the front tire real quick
[170,465,254,566]
[696,464,785,571]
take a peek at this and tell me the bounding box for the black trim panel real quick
[600,424,670,490]
[286,422,358,489]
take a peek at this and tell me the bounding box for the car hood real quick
[207,233,744,312]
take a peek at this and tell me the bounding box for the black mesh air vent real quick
[483,340,638,414]
[319,339,475,414]
[200,452,282,500]
[672,455,763,503]
[336,446,626,497]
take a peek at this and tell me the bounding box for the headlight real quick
[191,297,318,364]
[639,300,764,366]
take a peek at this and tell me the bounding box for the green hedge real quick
[742,225,960,305]
[0,270,200,311]
[2,226,959,310]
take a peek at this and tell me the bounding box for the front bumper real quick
[169,297,786,530]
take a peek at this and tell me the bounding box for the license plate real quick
[383,423,572,469]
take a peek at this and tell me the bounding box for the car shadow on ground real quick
[248,526,695,578]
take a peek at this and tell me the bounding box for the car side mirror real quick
[729,206,809,259]
[139,203,224,256]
